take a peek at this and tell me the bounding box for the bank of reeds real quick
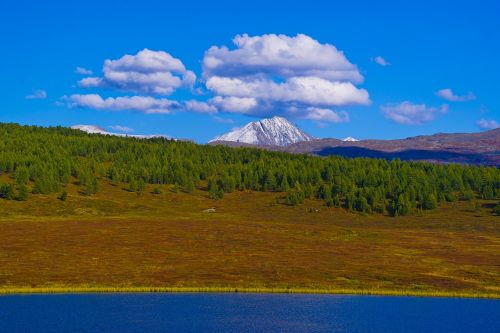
[0,286,498,299]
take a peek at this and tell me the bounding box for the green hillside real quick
[0,123,498,216]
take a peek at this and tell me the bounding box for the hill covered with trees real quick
[0,123,498,216]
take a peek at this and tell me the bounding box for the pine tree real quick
[0,183,15,200]
[16,184,29,201]
[422,193,438,210]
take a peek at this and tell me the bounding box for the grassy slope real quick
[0,179,498,297]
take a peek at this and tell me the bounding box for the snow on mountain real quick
[210,116,315,147]
[71,125,110,135]
[71,125,170,139]
[342,136,359,142]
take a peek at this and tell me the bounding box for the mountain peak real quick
[210,116,315,146]
[71,125,171,139]
[342,136,359,142]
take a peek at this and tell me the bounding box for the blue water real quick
[0,293,498,333]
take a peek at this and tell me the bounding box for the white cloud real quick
[380,101,448,125]
[203,33,363,83]
[64,35,370,123]
[26,89,47,99]
[435,88,475,102]
[210,96,258,113]
[202,34,369,120]
[65,94,180,114]
[78,49,196,95]
[184,100,217,114]
[476,119,499,130]
[212,116,235,124]
[373,56,390,66]
[206,76,369,107]
[301,107,349,123]
[75,67,93,75]
[109,125,134,133]
[78,77,103,87]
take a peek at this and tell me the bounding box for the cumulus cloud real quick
[206,76,369,106]
[435,88,475,102]
[203,33,364,83]
[210,96,258,113]
[476,119,499,130]
[184,100,217,114]
[381,101,448,125]
[63,35,370,124]
[75,67,93,75]
[109,125,134,133]
[78,49,196,95]
[26,89,47,99]
[65,94,180,114]
[201,34,369,120]
[301,107,349,123]
[373,56,390,66]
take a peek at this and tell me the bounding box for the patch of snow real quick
[342,136,359,142]
[209,116,315,146]
[71,125,171,139]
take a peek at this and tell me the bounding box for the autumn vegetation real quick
[0,123,498,216]
[0,123,498,297]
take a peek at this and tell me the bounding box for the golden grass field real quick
[0,180,498,298]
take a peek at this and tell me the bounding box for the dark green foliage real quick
[493,202,500,216]
[185,180,195,193]
[59,191,68,201]
[152,187,162,195]
[445,192,457,202]
[14,166,29,185]
[285,184,305,206]
[16,184,29,201]
[208,178,224,199]
[136,179,146,194]
[463,189,475,201]
[0,183,14,200]
[422,193,438,210]
[32,175,60,194]
[0,123,498,216]
[354,195,371,213]
[395,194,411,216]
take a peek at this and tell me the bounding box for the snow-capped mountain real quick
[71,125,170,139]
[342,136,359,142]
[71,125,110,135]
[210,116,315,146]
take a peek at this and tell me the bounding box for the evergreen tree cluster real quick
[0,123,498,215]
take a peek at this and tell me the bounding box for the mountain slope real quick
[211,124,499,166]
[285,128,500,166]
[210,116,315,146]
[71,125,171,139]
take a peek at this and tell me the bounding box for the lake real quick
[0,293,498,332]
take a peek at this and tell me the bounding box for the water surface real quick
[0,293,498,332]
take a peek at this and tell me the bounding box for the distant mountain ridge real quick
[71,125,171,139]
[210,118,500,166]
[342,137,359,142]
[209,116,314,147]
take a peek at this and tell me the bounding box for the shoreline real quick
[0,286,498,299]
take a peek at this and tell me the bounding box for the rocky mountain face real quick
[287,129,500,166]
[209,116,315,147]
[210,118,500,166]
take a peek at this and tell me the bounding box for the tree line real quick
[0,123,498,216]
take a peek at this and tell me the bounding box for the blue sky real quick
[1,0,499,142]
